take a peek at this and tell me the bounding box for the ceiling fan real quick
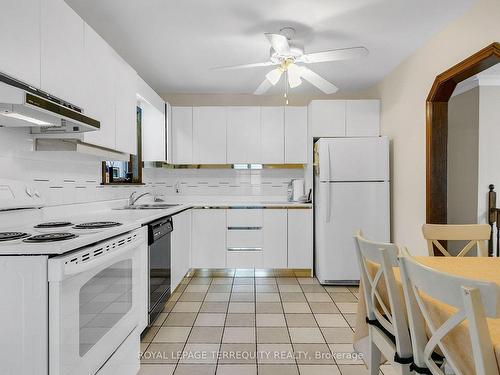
[212,27,369,95]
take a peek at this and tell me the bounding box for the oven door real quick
[48,229,146,375]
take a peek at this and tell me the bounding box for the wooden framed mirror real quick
[426,42,500,232]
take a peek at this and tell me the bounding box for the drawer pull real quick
[227,247,263,252]
[227,226,262,230]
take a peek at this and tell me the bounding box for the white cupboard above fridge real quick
[309,100,380,137]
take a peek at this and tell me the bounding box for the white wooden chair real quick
[422,224,490,257]
[399,254,500,375]
[354,231,413,375]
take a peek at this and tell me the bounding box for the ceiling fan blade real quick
[299,46,368,64]
[287,63,302,88]
[299,67,338,94]
[264,33,290,55]
[211,61,276,71]
[254,79,273,95]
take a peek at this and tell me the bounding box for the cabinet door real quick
[83,25,116,150]
[193,107,227,164]
[41,0,86,107]
[171,107,193,164]
[284,106,308,164]
[308,100,345,137]
[345,100,380,137]
[263,209,287,268]
[191,209,226,268]
[0,0,41,87]
[171,210,192,291]
[114,56,137,154]
[227,106,261,163]
[142,102,166,162]
[261,107,285,164]
[287,209,312,269]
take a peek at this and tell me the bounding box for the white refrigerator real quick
[314,137,390,284]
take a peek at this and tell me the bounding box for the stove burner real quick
[23,233,78,243]
[34,221,73,229]
[73,221,123,229]
[0,232,31,242]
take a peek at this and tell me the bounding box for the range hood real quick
[0,73,99,133]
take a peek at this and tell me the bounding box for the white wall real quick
[447,87,479,225]
[478,85,500,223]
[363,0,500,254]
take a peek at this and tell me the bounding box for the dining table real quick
[353,256,500,375]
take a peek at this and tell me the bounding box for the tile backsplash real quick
[0,127,304,206]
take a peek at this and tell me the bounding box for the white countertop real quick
[0,200,311,256]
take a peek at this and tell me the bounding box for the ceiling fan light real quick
[265,68,283,85]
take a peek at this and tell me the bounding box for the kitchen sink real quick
[117,203,180,210]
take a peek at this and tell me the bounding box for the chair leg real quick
[369,338,382,375]
[393,362,412,375]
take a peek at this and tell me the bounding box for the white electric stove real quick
[0,179,147,375]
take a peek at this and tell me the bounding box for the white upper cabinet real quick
[41,0,86,107]
[138,76,167,161]
[82,25,116,150]
[171,107,193,164]
[193,106,227,164]
[0,0,41,87]
[345,100,380,136]
[142,102,166,162]
[284,106,308,164]
[114,55,138,155]
[261,107,285,164]
[227,106,261,164]
[308,100,345,137]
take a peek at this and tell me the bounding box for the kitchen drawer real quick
[226,250,263,268]
[227,209,263,227]
[227,229,263,248]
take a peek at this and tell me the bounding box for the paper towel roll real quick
[292,179,305,201]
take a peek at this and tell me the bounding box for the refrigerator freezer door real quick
[315,181,390,284]
[317,137,389,182]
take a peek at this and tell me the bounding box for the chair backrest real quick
[399,254,500,375]
[353,231,412,359]
[422,224,490,257]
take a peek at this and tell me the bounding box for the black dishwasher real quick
[147,216,173,325]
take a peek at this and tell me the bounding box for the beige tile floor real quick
[139,269,396,375]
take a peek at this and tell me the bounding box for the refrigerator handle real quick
[325,144,331,223]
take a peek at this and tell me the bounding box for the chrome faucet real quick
[128,191,152,206]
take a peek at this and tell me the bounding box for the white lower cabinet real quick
[191,209,226,268]
[263,209,288,268]
[189,207,312,270]
[171,210,192,291]
[287,209,313,269]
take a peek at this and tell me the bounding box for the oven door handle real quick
[62,240,143,278]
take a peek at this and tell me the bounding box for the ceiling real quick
[66,0,475,95]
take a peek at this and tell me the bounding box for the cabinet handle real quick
[227,226,262,230]
[227,247,262,252]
